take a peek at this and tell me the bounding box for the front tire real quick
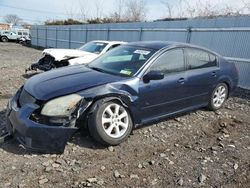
[208,83,228,111]
[88,100,133,145]
[1,36,8,42]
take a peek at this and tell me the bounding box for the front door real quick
[138,48,188,122]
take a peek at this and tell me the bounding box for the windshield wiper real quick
[86,65,125,77]
[88,66,106,73]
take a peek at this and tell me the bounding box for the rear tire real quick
[88,100,133,145]
[208,83,228,111]
[1,36,8,42]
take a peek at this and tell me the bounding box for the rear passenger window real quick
[150,49,185,74]
[186,48,217,70]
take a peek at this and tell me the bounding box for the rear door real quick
[139,48,188,121]
[184,48,219,106]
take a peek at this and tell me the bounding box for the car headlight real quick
[41,94,82,117]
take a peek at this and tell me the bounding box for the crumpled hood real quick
[43,49,94,61]
[24,65,123,101]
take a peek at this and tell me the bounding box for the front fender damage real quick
[4,79,140,153]
[25,55,71,73]
[77,80,141,126]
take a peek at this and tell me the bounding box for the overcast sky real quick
[0,0,249,24]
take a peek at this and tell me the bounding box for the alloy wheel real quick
[102,103,129,138]
[213,85,227,108]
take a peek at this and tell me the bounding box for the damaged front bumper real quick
[25,55,70,73]
[0,125,12,144]
[4,91,78,153]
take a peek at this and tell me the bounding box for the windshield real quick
[88,46,156,77]
[79,41,108,54]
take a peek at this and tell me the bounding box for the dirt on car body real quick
[0,43,249,187]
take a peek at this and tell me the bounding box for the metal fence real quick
[225,57,250,90]
[30,16,250,89]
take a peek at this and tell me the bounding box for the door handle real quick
[212,71,217,77]
[177,78,185,84]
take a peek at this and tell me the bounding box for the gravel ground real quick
[0,42,249,188]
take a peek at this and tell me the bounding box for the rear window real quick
[186,48,217,70]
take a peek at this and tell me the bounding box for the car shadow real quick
[232,87,250,100]
[70,130,107,150]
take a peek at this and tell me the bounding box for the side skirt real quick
[135,103,208,128]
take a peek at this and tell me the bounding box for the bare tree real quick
[182,0,243,18]
[66,3,77,19]
[161,0,174,18]
[78,0,89,21]
[176,0,185,18]
[182,0,196,18]
[4,14,22,25]
[125,0,147,22]
[110,0,126,22]
[240,0,250,14]
[160,0,249,19]
[95,0,104,18]
[195,1,219,17]
[116,0,126,21]
[20,21,31,29]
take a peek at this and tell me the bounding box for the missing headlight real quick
[30,113,77,127]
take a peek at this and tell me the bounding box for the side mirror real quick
[143,70,164,83]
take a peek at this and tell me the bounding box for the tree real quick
[241,0,250,14]
[66,3,77,19]
[125,0,147,22]
[162,0,246,19]
[191,0,243,18]
[20,21,32,29]
[95,0,104,19]
[4,14,22,25]
[114,0,126,21]
[161,0,174,18]
[109,0,126,22]
[45,19,84,25]
[78,0,89,21]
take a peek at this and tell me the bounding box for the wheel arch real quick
[1,35,8,41]
[87,94,139,127]
[217,76,233,97]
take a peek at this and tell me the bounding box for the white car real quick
[27,40,126,72]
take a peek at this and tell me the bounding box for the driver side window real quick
[150,49,185,74]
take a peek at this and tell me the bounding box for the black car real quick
[3,41,238,153]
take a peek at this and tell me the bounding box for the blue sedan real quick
[4,41,238,153]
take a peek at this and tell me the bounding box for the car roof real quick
[125,41,219,55]
[92,40,127,45]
